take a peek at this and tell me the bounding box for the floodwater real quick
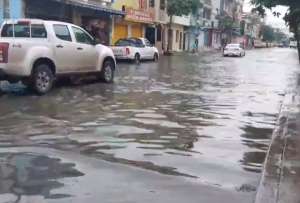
[0,48,299,203]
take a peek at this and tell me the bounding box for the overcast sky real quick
[243,0,289,30]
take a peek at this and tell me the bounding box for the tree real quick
[260,25,275,42]
[166,0,202,53]
[274,30,288,42]
[251,0,300,61]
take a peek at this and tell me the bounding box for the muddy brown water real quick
[0,48,298,203]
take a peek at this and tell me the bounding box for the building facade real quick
[0,0,124,46]
[168,15,190,51]
[150,0,168,53]
[241,12,262,48]
[189,0,219,51]
[0,0,247,52]
[111,0,154,44]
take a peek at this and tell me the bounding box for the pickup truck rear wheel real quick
[32,64,54,95]
[153,53,159,62]
[134,54,141,64]
[100,60,114,83]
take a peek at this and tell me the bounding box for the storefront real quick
[24,0,124,45]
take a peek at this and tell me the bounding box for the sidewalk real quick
[255,75,300,203]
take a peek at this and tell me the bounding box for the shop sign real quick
[125,8,154,23]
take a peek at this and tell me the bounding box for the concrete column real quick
[0,0,4,23]
[128,24,131,37]
[72,8,82,25]
[110,16,115,46]
[10,0,24,19]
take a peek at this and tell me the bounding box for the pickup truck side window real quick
[71,27,94,45]
[1,24,13,37]
[53,25,72,42]
[0,24,30,38]
[14,24,30,38]
[31,24,47,38]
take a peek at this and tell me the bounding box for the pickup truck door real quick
[52,24,78,73]
[144,38,155,59]
[135,39,148,59]
[70,26,98,71]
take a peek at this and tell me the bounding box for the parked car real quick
[223,43,246,57]
[290,40,297,48]
[111,38,159,63]
[0,19,116,95]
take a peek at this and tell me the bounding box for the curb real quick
[254,93,292,203]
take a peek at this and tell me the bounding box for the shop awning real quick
[50,0,125,16]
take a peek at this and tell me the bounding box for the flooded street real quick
[0,48,299,203]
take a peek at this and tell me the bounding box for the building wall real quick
[112,0,153,44]
[169,24,185,51]
[0,0,24,24]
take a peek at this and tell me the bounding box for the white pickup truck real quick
[0,19,116,94]
[111,38,159,63]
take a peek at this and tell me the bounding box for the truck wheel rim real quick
[36,71,50,92]
[104,65,112,81]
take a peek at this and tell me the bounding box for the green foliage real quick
[240,20,245,35]
[261,25,275,42]
[274,30,288,42]
[251,0,300,61]
[219,16,234,30]
[167,0,202,17]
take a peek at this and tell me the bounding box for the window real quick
[160,0,165,10]
[72,26,94,45]
[53,25,72,42]
[145,38,151,46]
[14,24,30,38]
[131,38,144,47]
[31,24,47,38]
[1,24,13,37]
[139,0,147,9]
[115,39,132,46]
[1,23,47,38]
[203,8,211,20]
[149,0,155,7]
[3,0,10,18]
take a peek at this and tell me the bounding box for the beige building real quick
[168,15,191,52]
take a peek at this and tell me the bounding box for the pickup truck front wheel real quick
[32,64,54,95]
[100,60,114,83]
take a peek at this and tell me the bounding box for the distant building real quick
[241,12,263,48]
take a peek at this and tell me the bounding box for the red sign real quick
[125,8,154,23]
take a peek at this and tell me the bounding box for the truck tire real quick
[134,53,141,64]
[32,64,54,95]
[153,53,159,62]
[100,60,114,83]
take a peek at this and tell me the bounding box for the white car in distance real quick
[223,43,246,57]
[0,19,116,95]
[111,38,159,64]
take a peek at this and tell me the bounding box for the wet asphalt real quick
[0,48,299,203]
